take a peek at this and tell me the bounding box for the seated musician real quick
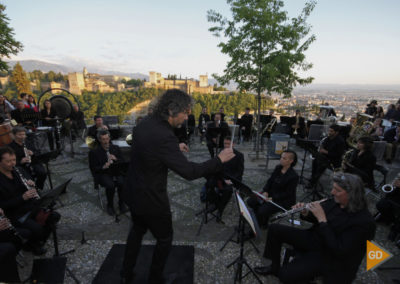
[87,115,109,142]
[211,107,225,122]
[0,94,12,120]
[247,150,298,229]
[254,173,376,284]
[375,173,400,241]
[383,124,400,163]
[205,136,244,222]
[8,127,47,190]
[291,109,306,138]
[205,113,229,158]
[342,136,376,190]
[89,130,126,216]
[198,107,211,143]
[369,117,384,140]
[0,207,31,282]
[0,147,60,256]
[40,99,58,150]
[365,99,378,116]
[10,100,35,128]
[240,107,253,142]
[308,124,345,188]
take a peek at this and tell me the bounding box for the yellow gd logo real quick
[366,240,393,271]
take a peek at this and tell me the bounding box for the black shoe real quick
[119,202,128,214]
[254,265,277,276]
[32,246,47,256]
[107,205,116,216]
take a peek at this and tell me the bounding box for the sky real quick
[2,0,400,85]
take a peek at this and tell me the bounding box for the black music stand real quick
[219,176,260,254]
[30,179,80,284]
[32,150,61,190]
[225,189,262,284]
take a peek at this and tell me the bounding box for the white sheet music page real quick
[236,192,257,235]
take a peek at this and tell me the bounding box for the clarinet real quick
[271,197,331,221]
[0,214,27,244]
[14,167,40,200]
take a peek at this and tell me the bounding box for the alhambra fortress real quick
[67,68,214,95]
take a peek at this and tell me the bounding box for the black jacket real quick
[40,108,57,127]
[0,168,35,222]
[321,135,346,168]
[88,144,123,177]
[302,199,376,284]
[122,116,223,215]
[346,149,376,189]
[383,127,399,143]
[262,165,299,209]
[198,113,211,129]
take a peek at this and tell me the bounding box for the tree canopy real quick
[0,4,23,72]
[207,0,316,97]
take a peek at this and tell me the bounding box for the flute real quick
[271,197,331,221]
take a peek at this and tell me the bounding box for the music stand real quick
[32,150,61,190]
[30,179,80,284]
[225,191,262,284]
[219,176,260,254]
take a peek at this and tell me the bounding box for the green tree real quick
[11,62,31,94]
[208,0,316,154]
[0,4,23,72]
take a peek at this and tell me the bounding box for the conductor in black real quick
[121,89,235,284]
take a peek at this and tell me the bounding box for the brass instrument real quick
[346,113,374,148]
[340,149,354,172]
[271,198,330,221]
[85,136,97,150]
[381,183,395,194]
[126,134,133,145]
[262,117,277,135]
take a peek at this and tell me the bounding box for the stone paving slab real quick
[16,138,400,283]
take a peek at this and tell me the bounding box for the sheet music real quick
[236,192,257,236]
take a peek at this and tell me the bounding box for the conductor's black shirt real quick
[122,115,223,215]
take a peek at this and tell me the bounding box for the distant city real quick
[3,59,400,120]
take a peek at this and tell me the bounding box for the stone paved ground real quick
[17,137,400,284]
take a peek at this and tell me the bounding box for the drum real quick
[0,122,12,147]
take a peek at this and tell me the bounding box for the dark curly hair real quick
[153,89,193,120]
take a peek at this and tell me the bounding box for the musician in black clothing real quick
[375,173,400,241]
[187,113,195,139]
[255,173,376,284]
[0,147,60,256]
[120,89,235,284]
[205,136,244,221]
[247,150,299,228]
[40,99,58,150]
[240,107,253,142]
[8,127,47,190]
[308,124,345,187]
[89,130,126,216]
[198,107,211,143]
[342,136,376,189]
[365,99,378,116]
[87,115,109,142]
[211,107,225,121]
[10,100,35,127]
[205,113,229,158]
[0,207,31,282]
